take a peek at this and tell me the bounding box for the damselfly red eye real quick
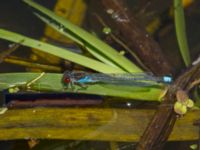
[63,77,71,84]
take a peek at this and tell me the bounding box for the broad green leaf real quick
[0,73,163,101]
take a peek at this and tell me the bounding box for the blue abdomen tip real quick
[163,76,172,83]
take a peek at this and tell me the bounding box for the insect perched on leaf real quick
[62,71,172,91]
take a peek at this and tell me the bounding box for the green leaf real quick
[0,29,125,73]
[34,13,121,69]
[23,0,142,73]
[0,73,162,101]
[174,0,191,66]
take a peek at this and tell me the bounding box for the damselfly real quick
[62,71,172,90]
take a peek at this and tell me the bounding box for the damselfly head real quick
[63,71,72,84]
[63,77,71,84]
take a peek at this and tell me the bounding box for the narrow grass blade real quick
[34,12,121,69]
[174,0,191,66]
[23,0,142,73]
[0,29,125,73]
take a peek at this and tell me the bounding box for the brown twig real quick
[136,63,200,150]
[7,99,102,108]
[89,0,173,75]
[6,93,103,108]
[93,13,150,71]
